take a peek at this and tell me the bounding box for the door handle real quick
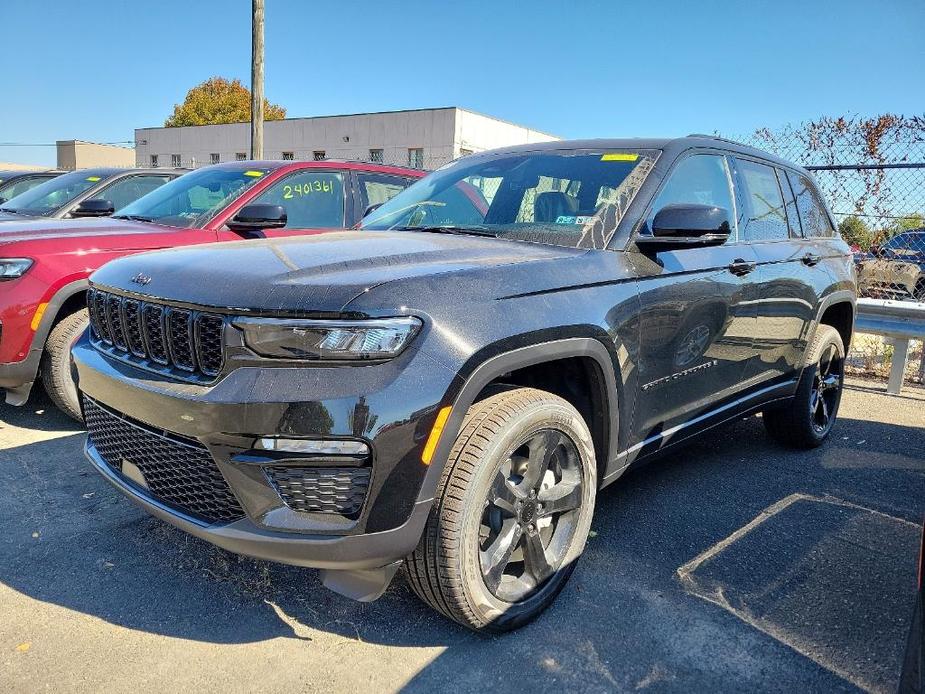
[728,258,756,276]
[802,252,822,266]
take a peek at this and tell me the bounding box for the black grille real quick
[142,303,169,364]
[84,397,245,524]
[106,294,127,350]
[167,309,195,371]
[87,288,225,380]
[88,289,112,343]
[123,299,145,357]
[265,466,371,516]
[196,315,225,376]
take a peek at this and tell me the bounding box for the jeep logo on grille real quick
[131,273,152,286]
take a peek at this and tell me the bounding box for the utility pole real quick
[250,0,264,160]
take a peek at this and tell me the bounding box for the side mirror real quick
[869,244,882,257]
[363,202,383,218]
[72,199,115,218]
[227,204,288,233]
[636,204,731,251]
[0,198,6,205]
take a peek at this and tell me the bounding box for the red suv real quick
[0,160,424,419]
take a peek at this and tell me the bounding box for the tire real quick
[763,325,845,448]
[41,308,88,422]
[405,387,597,633]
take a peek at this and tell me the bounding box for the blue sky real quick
[2,0,923,167]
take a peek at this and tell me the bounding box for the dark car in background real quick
[74,136,856,632]
[857,228,925,301]
[0,169,62,204]
[0,160,424,419]
[0,167,185,222]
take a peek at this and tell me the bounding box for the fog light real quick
[256,438,370,456]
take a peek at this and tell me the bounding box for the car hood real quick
[0,216,157,246]
[90,230,588,314]
[0,210,41,223]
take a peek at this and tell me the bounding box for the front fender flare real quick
[416,337,621,506]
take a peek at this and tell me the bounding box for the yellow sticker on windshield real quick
[244,170,264,177]
[85,176,101,181]
[601,153,639,162]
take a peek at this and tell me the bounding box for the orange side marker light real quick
[421,406,452,465]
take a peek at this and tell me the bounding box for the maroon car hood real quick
[0,217,165,246]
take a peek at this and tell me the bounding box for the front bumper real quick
[73,332,459,574]
[0,351,40,405]
[85,438,432,571]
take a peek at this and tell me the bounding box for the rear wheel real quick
[405,387,597,632]
[763,325,845,448]
[41,308,88,422]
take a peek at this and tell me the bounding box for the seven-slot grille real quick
[83,396,245,524]
[87,288,226,379]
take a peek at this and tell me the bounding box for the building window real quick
[282,151,294,161]
[210,153,220,165]
[236,152,247,161]
[313,150,326,161]
[369,149,383,163]
[408,148,424,169]
[150,154,158,168]
[171,154,182,168]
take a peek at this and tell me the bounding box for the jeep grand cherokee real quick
[73,137,856,632]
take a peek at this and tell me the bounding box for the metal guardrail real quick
[854,298,925,394]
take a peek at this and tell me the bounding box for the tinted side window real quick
[251,171,345,229]
[0,175,49,200]
[96,175,173,211]
[735,159,789,242]
[357,173,413,211]
[647,154,735,238]
[787,172,835,238]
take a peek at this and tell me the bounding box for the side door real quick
[732,158,825,387]
[351,172,418,226]
[220,168,348,238]
[629,152,760,443]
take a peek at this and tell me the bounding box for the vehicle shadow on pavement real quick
[0,393,922,691]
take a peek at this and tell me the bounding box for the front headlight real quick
[234,316,422,360]
[0,258,33,280]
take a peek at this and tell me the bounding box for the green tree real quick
[879,212,925,242]
[837,215,873,249]
[164,77,286,127]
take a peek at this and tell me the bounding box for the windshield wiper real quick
[0,208,23,215]
[394,225,497,238]
[113,214,155,223]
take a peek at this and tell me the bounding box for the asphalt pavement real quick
[1,378,923,693]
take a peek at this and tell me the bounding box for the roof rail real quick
[686,133,749,147]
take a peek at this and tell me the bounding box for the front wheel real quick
[405,387,597,632]
[41,308,88,422]
[763,325,845,448]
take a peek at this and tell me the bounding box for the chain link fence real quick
[734,116,925,387]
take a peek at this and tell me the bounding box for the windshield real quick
[113,166,272,228]
[883,232,925,258]
[0,175,51,202]
[0,170,107,216]
[361,149,659,249]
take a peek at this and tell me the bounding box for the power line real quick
[0,140,135,147]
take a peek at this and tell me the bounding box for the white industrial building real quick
[134,107,558,170]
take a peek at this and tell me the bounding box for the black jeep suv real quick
[73,137,856,632]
